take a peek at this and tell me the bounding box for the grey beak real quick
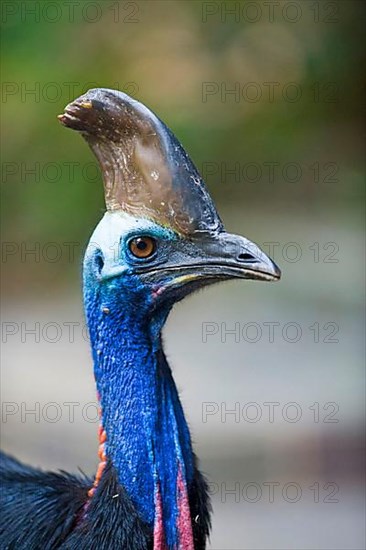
[139,231,281,287]
[205,231,281,282]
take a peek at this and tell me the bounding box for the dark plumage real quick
[0,452,210,549]
[0,89,280,549]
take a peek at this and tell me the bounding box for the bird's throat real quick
[84,279,195,549]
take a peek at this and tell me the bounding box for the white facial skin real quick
[85,211,177,280]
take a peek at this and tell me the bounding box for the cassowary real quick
[0,89,280,549]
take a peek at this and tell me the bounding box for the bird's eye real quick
[128,236,156,259]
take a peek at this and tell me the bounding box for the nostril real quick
[238,252,257,262]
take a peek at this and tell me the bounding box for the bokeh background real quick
[1,1,365,548]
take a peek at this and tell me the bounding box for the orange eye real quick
[128,236,156,259]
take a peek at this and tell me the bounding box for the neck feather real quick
[84,273,195,549]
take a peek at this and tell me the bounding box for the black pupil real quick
[136,239,148,250]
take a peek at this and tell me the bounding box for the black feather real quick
[0,452,210,549]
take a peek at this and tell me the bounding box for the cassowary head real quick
[58,89,281,548]
[59,89,280,319]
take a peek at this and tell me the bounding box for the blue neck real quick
[83,268,194,547]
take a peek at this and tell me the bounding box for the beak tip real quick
[271,261,281,281]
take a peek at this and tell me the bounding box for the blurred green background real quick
[1,1,365,549]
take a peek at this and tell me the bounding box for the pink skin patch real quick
[153,485,166,550]
[152,286,166,299]
[154,468,193,550]
[177,466,194,550]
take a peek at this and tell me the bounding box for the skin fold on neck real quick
[83,257,195,549]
